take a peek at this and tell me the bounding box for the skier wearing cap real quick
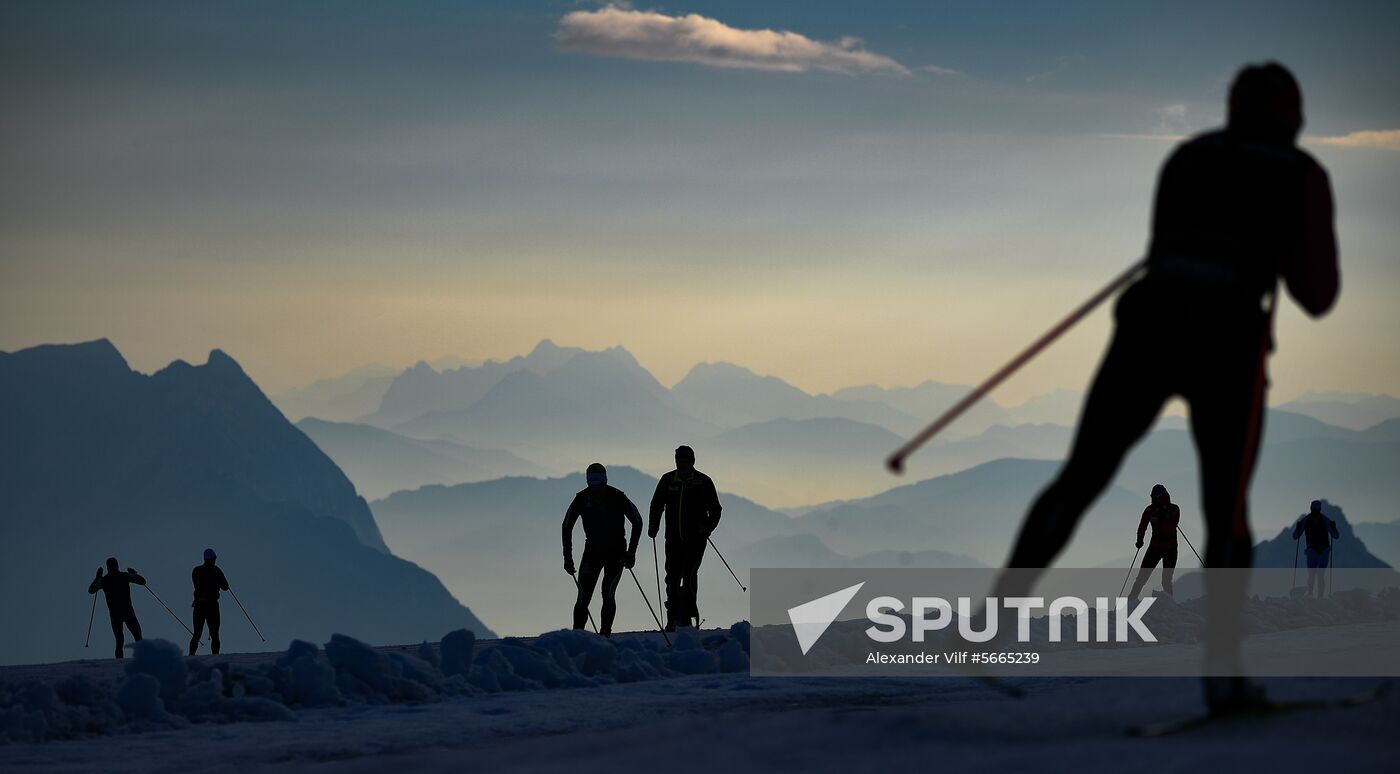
[991,62,1339,712]
[1293,500,1340,597]
[190,548,230,655]
[1129,484,1181,599]
[649,445,723,631]
[88,557,147,659]
[562,463,643,637]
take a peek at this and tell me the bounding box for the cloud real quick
[554,6,909,75]
[1308,130,1400,151]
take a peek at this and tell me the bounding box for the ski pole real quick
[707,537,747,592]
[143,585,195,637]
[652,537,663,624]
[227,588,266,643]
[1292,534,1300,589]
[888,259,1147,473]
[1329,540,1336,598]
[568,572,599,634]
[84,593,97,648]
[1118,544,1142,598]
[1177,526,1204,567]
[627,567,671,648]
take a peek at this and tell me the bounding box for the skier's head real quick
[675,445,696,472]
[586,462,607,487]
[105,557,119,572]
[1228,62,1303,145]
[203,548,217,563]
[1310,499,1323,514]
[1150,483,1170,504]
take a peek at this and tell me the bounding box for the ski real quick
[1127,682,1391,737]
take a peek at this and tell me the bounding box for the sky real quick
[2,1,1398,403]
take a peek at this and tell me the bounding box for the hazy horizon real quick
[3,1,1398,403]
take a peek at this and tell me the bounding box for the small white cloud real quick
[555,6,910,75]
[1308,130,1400,151]
[918,64,962,77]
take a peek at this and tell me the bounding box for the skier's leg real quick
[663,539,683,629]
[999,330,1169,597]
[1129,544,1163,599]
[684,539,708,624]
[574,561,601,631]
[599,560,623,637]
[1162,546,1177,596]
[209,604,221,655]
[127,614,142,643]
[110,616,125,660]
[1318,548,1330,597]
[191,606,206,656]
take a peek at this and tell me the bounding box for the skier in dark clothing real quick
[1129,484,1181,599]
[1293,500,1340,597]
[87,557,146,659]
[563,463,642,637]
[649,445,722,631]
[190,548,230,655]
[991,62,1339,711]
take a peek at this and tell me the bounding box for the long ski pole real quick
[888,259,1147,473]
[568,573,599,634]
[144,585,195,637]
[1292,535,1300,589]
[707,537,747,592]
[628,567,671,648]
[227,588,266,643]
[84,593,97,648]
[1118,545,1142,598]
[1176,526,1204,567]
[652,537,663,624]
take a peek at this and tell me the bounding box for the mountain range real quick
[0,340,492,665]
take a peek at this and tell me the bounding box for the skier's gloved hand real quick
[127,567,138,574]
[624,551,636,569]
[1135,540,1143,549]
[564,558,576,575]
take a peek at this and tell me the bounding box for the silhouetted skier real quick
[87,557,146,659]
[1293,500,1339,597]
[190,548,230,655]
[562,463,642,637]
[1129,484,1181,599]
[991,62,1339,711]
[649,445,722,630]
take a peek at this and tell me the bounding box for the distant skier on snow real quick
[190,548,231,656]
[991,62,1340,712]
[88,558,146,659]
[1293,500,1340,597]
[562,463,643,637]
[649,445,722,631]
[1129,484,1181,599]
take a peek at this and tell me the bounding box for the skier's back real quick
[190,548,230,655]
[992,62,1338,711]
[87,557,146,659]
[562,463,642,637]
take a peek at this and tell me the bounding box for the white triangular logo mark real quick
[787,582,865,655]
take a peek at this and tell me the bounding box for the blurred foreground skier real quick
[87,557,146,659]
[1128,484,1181,599]
[1293,500,1339,597]
[190,548,230,655]
[649,445,723,630]
[562,463,642,637]
[992,62,1339,711]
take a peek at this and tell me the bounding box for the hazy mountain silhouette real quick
[0,340,492,665]
[296,418,549,499]
[270,364,397,422]
[672,361,919,433]
[392,349,715,470]
[1003,388,1083,426]
[1352,519,1400,568]
[730,533,983,570]
[1252,502,1390,569]
[832,380,1014,438]
[363,340,587,428]
[1277,391,1400,431]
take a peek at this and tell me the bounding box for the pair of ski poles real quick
[86,579,264,648]
[566,560,671,648]
[1116,526,1205,598]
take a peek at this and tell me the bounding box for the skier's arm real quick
[561,496,581,572]
[1285,161,1339,317]
[88,574,102,594]
[1293,520,1304,540]
[127,570,146,585]
[1329,519,1340,540]
[707,478,723,534]
[218,568,230,591]
[623,495,643,558]
[648,476,667,538]
[1137,508,1150,546]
